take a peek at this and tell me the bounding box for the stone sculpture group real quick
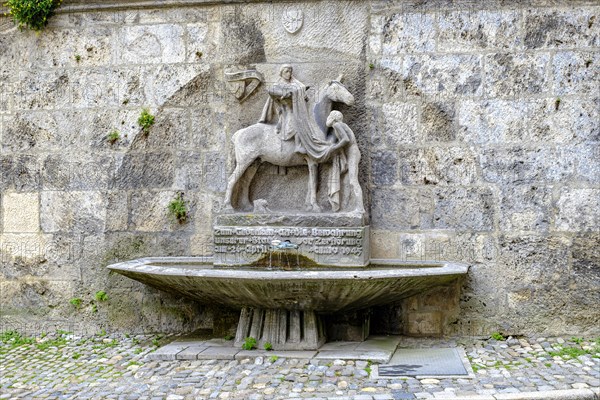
[224,64,364,214]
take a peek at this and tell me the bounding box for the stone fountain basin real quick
[108,257,468,313]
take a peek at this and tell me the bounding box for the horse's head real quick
[325,77,355,106]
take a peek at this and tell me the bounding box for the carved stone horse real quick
[224,79,355,211]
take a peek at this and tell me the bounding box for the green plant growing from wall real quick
[168,192,188,224]
[4,0,62,31]
[95,291,108,302]
[263,342,273,351]
[242,337,256,350]
[107,130,120,144]
[138,108,155,133]
[69,298,82,308]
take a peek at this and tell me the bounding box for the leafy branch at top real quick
[4,0,62,31]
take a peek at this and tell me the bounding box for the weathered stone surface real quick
[117,24,185,64]
[0,154,40,192]
[40,191,106,234]
[552,51,600,95]
[142,64,209,107]
[202,152,227,192]
[2,192,39,233]
[433,188,494,231]
[42,154,113,191]
[129,191,186,232]
[381,102,418,145]
[14,26,114,69]
[402,54,482,97]
[113,153,174,189]
[371,188,434,230]
[571,233,600,283]
[421,101,456,142]
[460,97,599,144]
[498,185,552,232]
[398,147,479,186]
[215,213,366,228]
[480,148,574,184]
[405,311,443,336]
[13,70,72,110]
[105,192,129,232]
[381,12,435,54]
[437,10,522,51]
[524,8,599,49]
[554,188,599,232]
[571,145,600,184]
[484,52,549,97]
[371,150,398,186]
[259,1,368,62]
[370,230,399,259]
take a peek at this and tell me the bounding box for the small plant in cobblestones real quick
[95,290,109,302]
[127,361,141,367]
[0,330,34,348]
[91,303,98,313]
[269,355,279,363]
[107,130,120,144]
[364,360,372,375]
[4,0,62,31]
[69,297,82,308]
[570,336,583,344]
[36,336,67,350]
[548,345,589,360]
[490,332,506,341]
[152,334,164,347]
[72,352,82,360]
[242,336,257,350]
[263,341,273,351]
[168,192,188,224]
[138,108,155,133]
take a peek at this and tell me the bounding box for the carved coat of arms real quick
[281,9,303,34]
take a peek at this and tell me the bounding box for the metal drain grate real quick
[378,348,469,377]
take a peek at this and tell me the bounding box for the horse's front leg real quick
[306,160,322,212]
[224,158,254,211]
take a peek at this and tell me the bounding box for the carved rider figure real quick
[259,64,331,162]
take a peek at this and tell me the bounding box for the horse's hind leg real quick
[238,161,260,210]
[224,157,255,210]
[306,160,322,212]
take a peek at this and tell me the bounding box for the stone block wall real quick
[367,0,599,337]
[0,0,598,337]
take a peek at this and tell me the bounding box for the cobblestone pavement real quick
[1,331,598,399]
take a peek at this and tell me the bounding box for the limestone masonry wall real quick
[0,0,598,336]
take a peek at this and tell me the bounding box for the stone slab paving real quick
[0,332,599,399]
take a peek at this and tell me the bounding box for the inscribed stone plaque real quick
[213,225,370,267]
